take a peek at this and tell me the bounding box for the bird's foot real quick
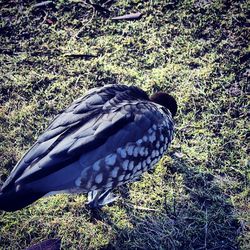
[86,189,118,209]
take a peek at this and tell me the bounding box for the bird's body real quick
[0,84,176,211]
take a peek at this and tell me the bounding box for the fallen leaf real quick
[111,12,142,21]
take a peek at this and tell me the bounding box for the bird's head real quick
[150,92,177,117]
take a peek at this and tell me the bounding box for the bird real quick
[0,84,177,212]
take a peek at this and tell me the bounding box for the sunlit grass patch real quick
[0,0,249,249]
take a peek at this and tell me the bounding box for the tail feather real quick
[0,187,45,212]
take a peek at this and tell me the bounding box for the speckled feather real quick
[1,84,174,197]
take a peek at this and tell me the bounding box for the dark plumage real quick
[0,84,177,211]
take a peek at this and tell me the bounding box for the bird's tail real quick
[0,187,45,212]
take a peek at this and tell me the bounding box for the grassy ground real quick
[0,0,249,249]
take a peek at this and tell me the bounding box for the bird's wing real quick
[1,84,150,191]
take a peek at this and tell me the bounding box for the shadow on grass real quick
[98,157,241,250]
[1,157,242,250]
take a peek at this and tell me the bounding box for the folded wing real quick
[1,85,149,191]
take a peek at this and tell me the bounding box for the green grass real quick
[0,0,249,249]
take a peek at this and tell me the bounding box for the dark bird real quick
[0,84,177,212]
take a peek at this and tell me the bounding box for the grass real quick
[0,0,249,249]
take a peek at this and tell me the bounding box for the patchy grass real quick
[0,0,249,249]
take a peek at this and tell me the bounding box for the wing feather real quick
[2,85,149,191]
